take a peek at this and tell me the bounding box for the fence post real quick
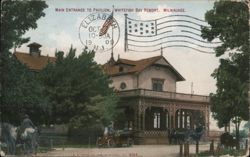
[184,141,189,157]
[50,139,53,150]
[210,140,214,155]
[62,140,65,150]
[196,140,199,154]
[180,143,183,157]
[88,137,91,148]
[184,142,186,157]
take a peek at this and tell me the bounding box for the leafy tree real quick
[201,1,249,150]
[1,54,48,125]
[232,129,248,139]
[191,110,205,128]
[201,1,249,56]
[1,0,48,52]
[40,47,119,128]
[0,1,48,124]
[72,94,119,128]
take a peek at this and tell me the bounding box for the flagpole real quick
[111,5,114,58]
[124,14,128,52]
[111,18,114,58]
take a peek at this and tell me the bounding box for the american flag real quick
[99,12,113,36]
[125,15,221,54]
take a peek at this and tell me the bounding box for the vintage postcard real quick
[1,0,249,156]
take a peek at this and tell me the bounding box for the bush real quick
[68,124,103,145]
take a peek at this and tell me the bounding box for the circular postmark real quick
[79,12,120,52]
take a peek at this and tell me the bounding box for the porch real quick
[116,89,210,144]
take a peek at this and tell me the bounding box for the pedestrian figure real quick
[19,114,37,154]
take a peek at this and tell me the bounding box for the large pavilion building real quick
[15,43,210,145]
[103,54,210,144]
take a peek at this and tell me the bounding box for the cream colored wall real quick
[138,65,177,92]
[111,65,178,92]
[111,74,135,90]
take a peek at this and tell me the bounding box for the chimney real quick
[27,42,42,57]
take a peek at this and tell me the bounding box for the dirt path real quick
[34,144,211,157]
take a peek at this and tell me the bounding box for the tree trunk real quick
[235,117,241,150]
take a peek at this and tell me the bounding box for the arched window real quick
[177,110,181,128]
[182,111,185,128]
[153,112,160,129]
[166,112,169,128]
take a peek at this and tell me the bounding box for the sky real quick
[16,0,230,130]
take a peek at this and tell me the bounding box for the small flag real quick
[99,12,113,36]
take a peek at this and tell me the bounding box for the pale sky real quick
[16,0,228,130]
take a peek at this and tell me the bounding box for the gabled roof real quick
[27,42,42,48]
[14,51,56,71]
[103,55,185,81]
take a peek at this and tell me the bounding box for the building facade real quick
[103,55,210,144]
[15,42,210,145]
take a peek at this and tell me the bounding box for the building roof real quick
[27,42,42,48]
[14,51,56,71]
[103,55,185,81]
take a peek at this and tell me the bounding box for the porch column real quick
[184,110,187,129]
[170,104,174,129]
[190,113,194,130]
[203,106,210,140]
[134,107,139,130]
[180,110,183,129]
[138,109,141,131]
[142,107,146,131]
[173,104,176,129]
[206,106,210,137]
[138,98,146,131]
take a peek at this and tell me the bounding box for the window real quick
[177,111,181,128]
[186,115,190,129]
[120,82,127,90]
[153,112,160,129]
[119,66,124,72]
[166,112,169,128]
[152,79,164,91]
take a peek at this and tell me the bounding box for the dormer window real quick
[119,66,124,72]
[152,79,164,91]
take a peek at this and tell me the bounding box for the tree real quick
[0,1,48,124]
[201,1,249,56]
[72,94,119,128]
[40,47,119,128]
[1,0,48,52]
[1,54,48,125]
[201,1,249,150]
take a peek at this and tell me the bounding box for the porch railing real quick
[143,130,168,137]
[118,89,209,103]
